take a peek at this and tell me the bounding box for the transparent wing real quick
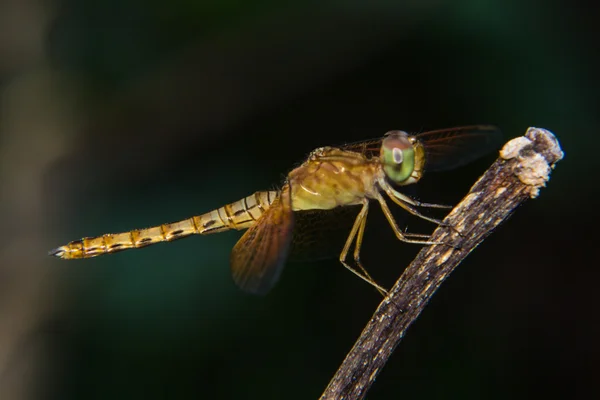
[289,205,362,262]
[289,203,412,263]
[230,185,294,295]
[417,125,503,171]
[339,138,382,159]
[338,125,502,169]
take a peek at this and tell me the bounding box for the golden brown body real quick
[289,147,381,211]
[50,125,502,295]
[53,149,382,260]
[51,191,277,259]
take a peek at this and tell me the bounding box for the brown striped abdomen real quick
[49,191,278,259]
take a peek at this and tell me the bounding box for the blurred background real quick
[0,0,597,399]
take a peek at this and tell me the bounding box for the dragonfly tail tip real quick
[48,246,67,258]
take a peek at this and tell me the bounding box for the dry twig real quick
[320,127,564,400]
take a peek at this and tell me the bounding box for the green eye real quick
[380,132,415,184]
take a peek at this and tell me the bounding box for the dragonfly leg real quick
[339,201,389,296]
[401,226,455,241]
[353,208,388,297]
[413,202,453,209]
[375,193,451,246]
[402,232,432,239]
[380,182,463,237]
[385,185,453,209]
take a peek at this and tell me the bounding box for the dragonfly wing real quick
[289,205,361,262]
[336,125,502,168]
[230,185,294,295]
[339,138,382,160]
[418,125,503,171]
[290,202,414,263]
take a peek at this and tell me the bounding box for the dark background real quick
[0,1,597,399]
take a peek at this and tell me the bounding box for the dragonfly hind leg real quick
[353,205,389,297]
[339,200,389,296]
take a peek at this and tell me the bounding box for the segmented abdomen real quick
[49,191,277,259]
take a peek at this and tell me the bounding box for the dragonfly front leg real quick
[385,184,453,209]
[379,181,463,237]
[339,200,388,296]
[379,182,448,227]
[375,192,449,246]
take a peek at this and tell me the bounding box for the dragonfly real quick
[49,125,502,295]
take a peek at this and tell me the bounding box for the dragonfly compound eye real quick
[380,131,415,184]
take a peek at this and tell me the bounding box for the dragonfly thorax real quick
[288,148,381,211]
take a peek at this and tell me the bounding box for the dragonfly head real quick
[380,131,425,185]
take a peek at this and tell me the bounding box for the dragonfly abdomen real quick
[49,191,278,259]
